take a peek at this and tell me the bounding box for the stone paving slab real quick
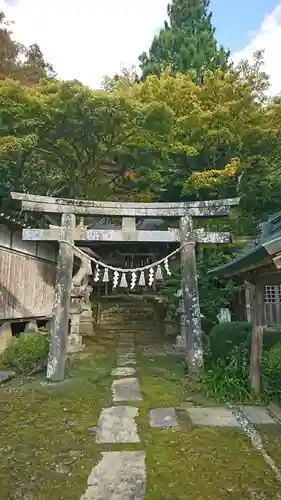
[117,357,136,366]
[0,371,15,385]
[81,451,146,500]
[96,406,140,444]
[186,407,240,427]
[112,377,142,402]
[239,406,276,425]
[117,351,135,358]
[111,367,136,377]
[149,408,179,429]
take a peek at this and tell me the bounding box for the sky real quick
[1,0,281,95]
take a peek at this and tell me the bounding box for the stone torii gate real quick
[10,192,238,382]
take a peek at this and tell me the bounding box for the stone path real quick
[81,335,281,499]
[80,451,146,500]
[149,407,179,429]
[81,332,146,499]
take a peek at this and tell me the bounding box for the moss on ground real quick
[136,349,281,500]
[1,335,281,499]
[0,337,116,500]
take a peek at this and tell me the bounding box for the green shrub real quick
[263,330,281,350]
[262,342,281,404]
[200,344,252,403]
[1,334,49,374]
[209,322,251,362]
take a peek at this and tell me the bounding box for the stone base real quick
[67,333,85,354]
[0,322,13,354]
[80,310,95,336]
[174,335,186,350]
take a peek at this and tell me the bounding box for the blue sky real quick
[1,0,281,94]
[211,0,279,51]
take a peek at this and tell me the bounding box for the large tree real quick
[0,10,55,85]
[139,0,229,79]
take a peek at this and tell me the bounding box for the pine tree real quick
[139,0,229,79]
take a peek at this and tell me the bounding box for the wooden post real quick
[46,213,76,382]
[250,282,264,395]
[180,215,203,378]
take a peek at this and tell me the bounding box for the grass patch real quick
[0,338,115,500]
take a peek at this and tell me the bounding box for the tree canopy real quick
[139,0,229,79]
[0,11,55,85]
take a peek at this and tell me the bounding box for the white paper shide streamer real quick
[148,268,154,287]
[65,239,183,291]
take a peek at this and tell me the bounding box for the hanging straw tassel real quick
[131,272,137,290]
[138,271,146,287]
[102,267,109,282]
[119,272,128,288]
[148,268,154,287]
[155,265,163,281]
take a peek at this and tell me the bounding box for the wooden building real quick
[0,212,57,327]
[210,211,281,393]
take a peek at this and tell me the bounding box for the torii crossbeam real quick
[10,192,239,382]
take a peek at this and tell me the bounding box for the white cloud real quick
[1,0,168,88]
[233,2,281,96]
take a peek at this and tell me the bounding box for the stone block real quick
[111,367,136,377]
[81,451,146,500]
[112,377,142,402]
[149,408,179,428]
[24,320,38,333]
[186,407,239,427]
[67,333,85,353]
[239,406,275,425]
[0,322,13,354]
[96,406,140,444]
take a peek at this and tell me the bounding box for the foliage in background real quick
[0,11,55,85]
[201,344,252,403]
[1,334,49,374]
[201,322,281,404]
[262,343,281,404]
[139,0,229,79]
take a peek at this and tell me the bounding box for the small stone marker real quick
[111,367,136,377]
[149,408,179,429]
[96,406,140,444]
[112,377,142,402]
[81,451,146,500]
[239,406,275,425]
[186,407,239,427]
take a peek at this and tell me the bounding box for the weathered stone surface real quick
[112,377,142,402]
[239,406,275,425]
[149,408,179,429]
[111,367,136,377]
[117,357,136,366]
[117,350,135,358]
[268,403,281,423]
[67,333,85,354]
[0,371,16,385]
[24,320,38,333]
[186,407,239,427]
[0,322,13,354]
[96,406,140,444]
[81,451,146,500]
